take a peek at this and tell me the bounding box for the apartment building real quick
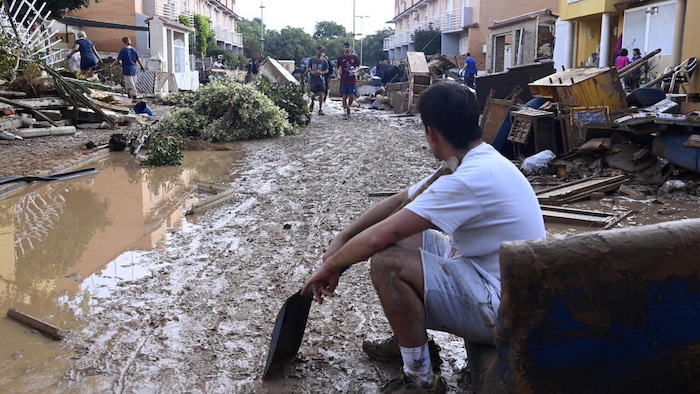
[385,0,559,71]
[63,0,243,56]
[557,0,697,92]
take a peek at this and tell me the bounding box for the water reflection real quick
[0,149,244,392]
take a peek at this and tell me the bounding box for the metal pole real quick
[352,0,356,52]
[260,1,265,53]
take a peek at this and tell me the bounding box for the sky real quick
[235,0,395,38]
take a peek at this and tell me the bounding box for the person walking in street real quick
[337,42,360,120]
[460,52,477,89]
[68,31,102,77]
[301,81,546,393]
[110,37,145,99]
[308,46,329,116]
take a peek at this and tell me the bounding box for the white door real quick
[504,44,512,70]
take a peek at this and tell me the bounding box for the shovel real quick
[262,156,460,379]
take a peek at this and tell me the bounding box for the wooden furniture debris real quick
[185,182,235,215]
[480,88,521,145]
[540,204,633,229]
[6,308,67,340]
[568,106,610,150]
[406,52,431,113]
[529,67,627,111]
[535,175,627,205]
[508,107,559,156]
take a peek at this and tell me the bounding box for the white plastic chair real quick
[661,57,697,93]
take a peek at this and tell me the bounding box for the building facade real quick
[63,0,243,56]
[557,0,698,92]
[486,9,558,73]
[384,0,559,72]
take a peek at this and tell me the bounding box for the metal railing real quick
[154,0,242,48]
[384,7,472,51]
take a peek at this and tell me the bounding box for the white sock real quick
[400,342,434,387]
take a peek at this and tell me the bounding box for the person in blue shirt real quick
[110,37,145,99]
[460,53,477,89]
[68,31,102,77]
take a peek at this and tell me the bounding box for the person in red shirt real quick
[336,42,360,120]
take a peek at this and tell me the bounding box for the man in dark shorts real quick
[336,42,359,120]
[308,46,329,116]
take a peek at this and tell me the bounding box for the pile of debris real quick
[1,68,149,144]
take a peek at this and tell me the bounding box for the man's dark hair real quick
[417,81,481,149]
[619,48,628,57]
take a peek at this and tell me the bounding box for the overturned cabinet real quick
[529,67,627,111]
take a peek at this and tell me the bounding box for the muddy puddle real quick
[0,149,244,391]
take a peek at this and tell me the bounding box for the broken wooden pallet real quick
[536,175,627,205]
[541,205,633,229]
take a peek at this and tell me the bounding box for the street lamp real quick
[352,0,356,52]
[356,15,369,65]
[260,1,265,53]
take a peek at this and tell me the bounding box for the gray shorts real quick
[421,230,499,344]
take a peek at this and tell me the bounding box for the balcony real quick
[383,7,472,51]
[154,0,242,48]
[213,25,243,47]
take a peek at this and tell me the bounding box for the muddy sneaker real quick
[380,374,446,394]
[309,102,314,112]
[362,336,442,369]
[343,113,349,120]
[346,108,351,118]
[318,109,324,115]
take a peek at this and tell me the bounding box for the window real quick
[174,33,186,73]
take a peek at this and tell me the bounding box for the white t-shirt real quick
[406,143,546,287]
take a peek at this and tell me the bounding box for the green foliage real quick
[237,18,265,58]
[193,14,215,58]
[0,36,21,81]
[413,27,441,55]
[255,78,310,126]
[313,21,347,40]
[264,27,316,65]
[158,79,294,144]
[192,79,294,142]
[152,107,207,138]
[141,130,184,167]
[361,28,393,67]
[38,0,100,19]
[162,91,197,107]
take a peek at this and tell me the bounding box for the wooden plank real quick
[536,175,627,204]
[406,52,430,75]
[6,308,67,340]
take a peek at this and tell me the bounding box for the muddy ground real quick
[2,97,700,393]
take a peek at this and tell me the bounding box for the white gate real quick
[0,0,61,65]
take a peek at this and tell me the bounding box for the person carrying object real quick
[110,37,145,99]
[301,81,546,393]
[67,31,102,77]
[337,42,360,120]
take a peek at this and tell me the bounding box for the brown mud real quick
[1,98,698,393]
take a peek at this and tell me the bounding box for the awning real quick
[58,16,149,31]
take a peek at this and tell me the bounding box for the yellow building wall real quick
[574,18,601,67]
[559,0,617,20]
[682,0,700,93]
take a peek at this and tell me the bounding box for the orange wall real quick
[67,0,138,53]
[682,0,699,92]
